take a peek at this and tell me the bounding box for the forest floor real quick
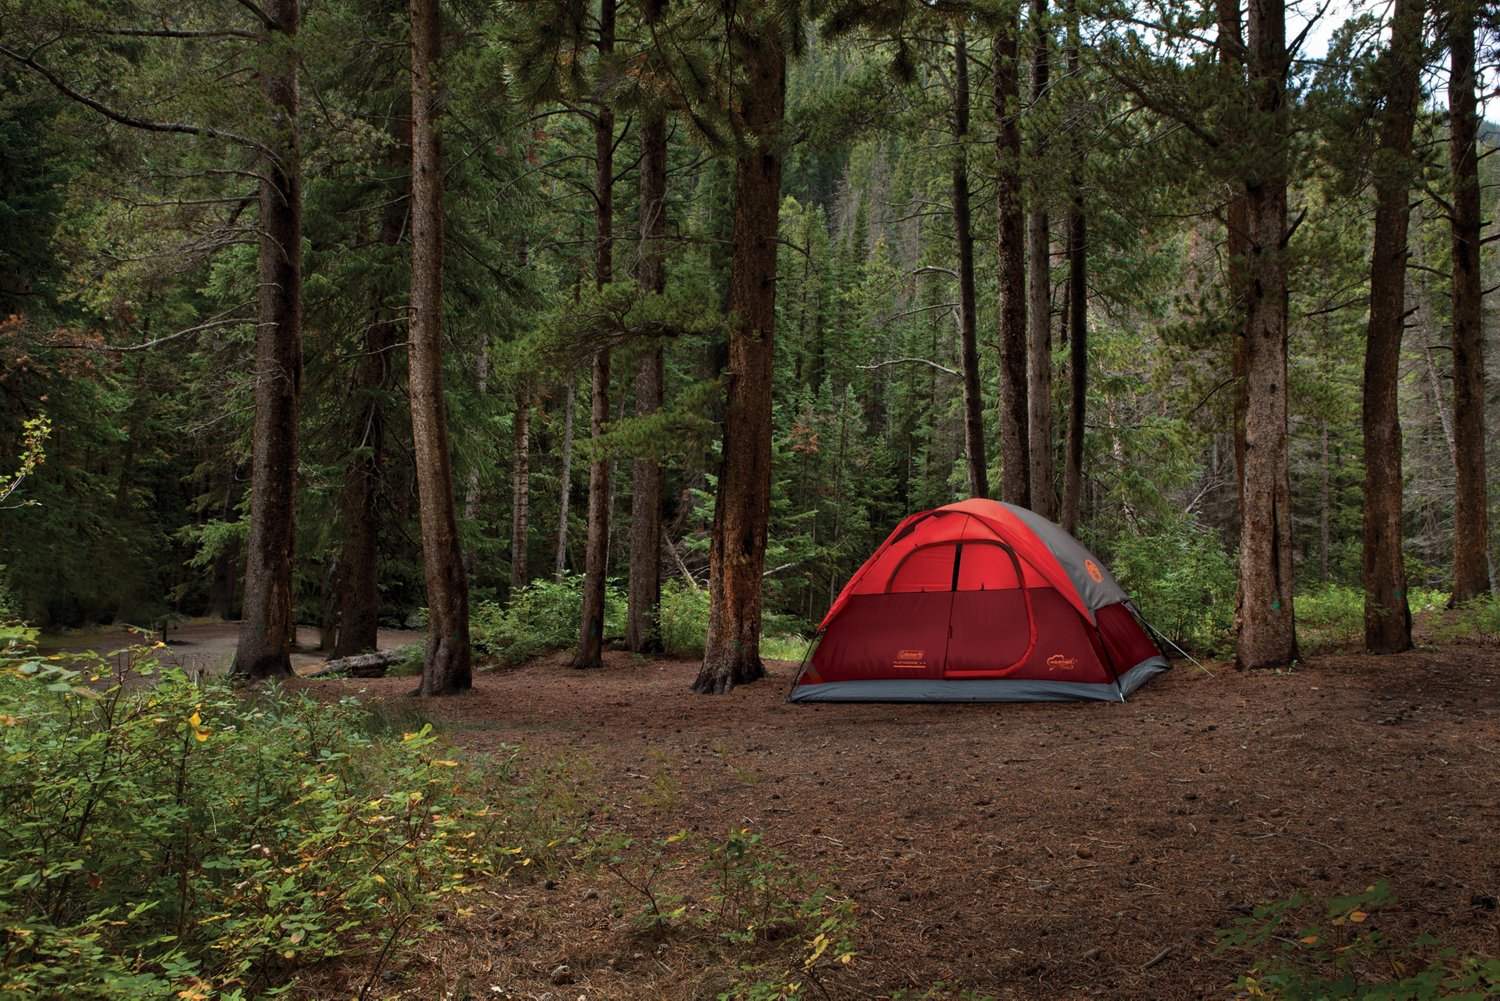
[304,640,1500,1000]
[39,620,424,675]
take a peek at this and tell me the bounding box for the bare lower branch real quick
[857,356,960,377]
[0,43,268,155]
[88,27,262,40]
[46,316,257,353]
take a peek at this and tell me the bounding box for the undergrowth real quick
[590,825,858,1000]
[660,580,808,662]
[0,625,558,999]
[470,574,625,666]
[0,623,855,998]
[1216,880,1500,999]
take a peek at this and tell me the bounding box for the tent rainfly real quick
[789,499,1169,703]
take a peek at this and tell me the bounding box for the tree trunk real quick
[1235,0,1297,671]
[207,472,242,619]
[462,342,488,581]
[1361,0,1422,654]
[332,308,396,658]
[510,380,531,593]
[1218,0,1250,514]
[573,0,616,670]
[951,27,988,500]
[1449,0,1489,603]
[1026,0,1054,518]
[996,4,1030,507]
[693,21,785,695]
[627,45,667,652]
[1320,422,1331,584]
[555,370,576,579]
[409,0,471,695]
[232,0,301,681]
[333,119,407,659]
[1060,0,1087,535]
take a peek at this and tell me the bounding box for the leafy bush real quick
[1296,585,1365,654]
[660,579,711,658]
[0,632,500,999]
[1108,520,1236,656]
[1216,880,1500,999]
[471,574,626,666]
[660,580,808,662]
[386,642,425,677]
[1431,595,1500,646]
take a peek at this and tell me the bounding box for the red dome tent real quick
[789,499,1168,703]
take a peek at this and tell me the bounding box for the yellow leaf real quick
[433,760,459,767]
[1300,934,1319,944]
[188,712,201,726]
[373,874,386,885]
[1349,911,1367,923]
[193,728,210,742]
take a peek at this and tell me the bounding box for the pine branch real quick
[0,43,269,156]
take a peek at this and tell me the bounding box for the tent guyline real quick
[789,499,1170,703]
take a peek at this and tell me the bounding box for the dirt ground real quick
[39,620,424,675]
[306,641,1500,1000]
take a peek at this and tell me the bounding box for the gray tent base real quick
[787,656,1169,704]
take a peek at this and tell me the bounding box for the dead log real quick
[304,651,400,678]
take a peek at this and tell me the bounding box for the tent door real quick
[942,541,1037,677]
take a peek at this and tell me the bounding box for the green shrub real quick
[471,574,625,666]
[1216,880,1500,999]
[1296,585,1365,654]
[386,642,425,677]
[0,633,500,999]
[1108,521,1236,656]
[660,581,807,662]
[1431,594,1500,645]
[660,580,711,658]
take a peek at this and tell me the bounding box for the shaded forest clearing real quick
[38,622,425,676]
[302,644,1500,999]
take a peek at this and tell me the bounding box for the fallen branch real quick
[304,651,403,679]
[1142,944,1175,969]
[857,357,960,378]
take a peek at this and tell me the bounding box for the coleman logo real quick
[1047,653,1078,672]
[1084,559,1104,583]
[893,649,927,670]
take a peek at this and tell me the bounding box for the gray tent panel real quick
[999,502,1129,613]
[788,655,1169,704]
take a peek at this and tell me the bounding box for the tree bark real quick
[1026,0,1054,518]
[996,3,1030,508]
[693,20,785,695]
[627,37,667,652]
[951,27,988,500]
[1218,0,1251,515]
[332,308,397,658]
[573,0,615,670]
[333,118,408,659]
[1060,0,1086,535]
[207,471,242,619]
[409,0,471,695]
[1361,0,1422,654]
[1234,0,1297,671]
[232,0,301,681]
[1449,0,1489,603]
[510,380,531,593]
[555,370,576,579]
[461,342,488,581]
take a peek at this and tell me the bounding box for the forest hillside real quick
[0,0,1498,997]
